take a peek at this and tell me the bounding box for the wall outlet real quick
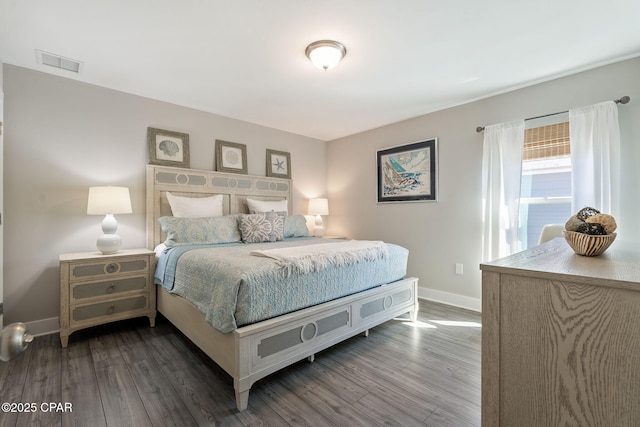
[455,263,464,275]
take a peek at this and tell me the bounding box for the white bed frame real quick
[146,164,419,411]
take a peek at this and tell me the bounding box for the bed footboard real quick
[158,276,419,411]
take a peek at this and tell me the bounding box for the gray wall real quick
[327,57,640,310]
[3,64,326,328]
[4,58,640,327]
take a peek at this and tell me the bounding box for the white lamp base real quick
[96,234,122,254]
[313,214,325,237]
[97,214,122,254]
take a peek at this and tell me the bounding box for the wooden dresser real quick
[480,238,640,426]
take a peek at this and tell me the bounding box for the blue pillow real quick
[284,215,310,237]
[159,215,241,247]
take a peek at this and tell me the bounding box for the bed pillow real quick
[166,192,224,218]
[159,215,240,247]
[284,215,310,238]
[237,212,285,243]
[246,198,288,214]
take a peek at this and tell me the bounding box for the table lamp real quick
[308,198,329,236]
[87,186,132,254]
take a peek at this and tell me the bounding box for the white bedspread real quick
[250,240,389,274]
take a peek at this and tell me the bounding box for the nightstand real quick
[59,248,156,347]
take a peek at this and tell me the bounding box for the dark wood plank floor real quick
[0,300,481,427]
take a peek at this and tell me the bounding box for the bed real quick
[146,164,419,411]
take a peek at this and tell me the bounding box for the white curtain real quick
[569,101,621,219]
[481,120,525,262]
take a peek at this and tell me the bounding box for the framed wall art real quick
[266,149,291,179]
[147,127,190,168]
[376,138,438,203]
[215,139,248,174]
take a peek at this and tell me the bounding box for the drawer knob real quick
[106,305,115,315]
[105,263,119,274]
[106,284,116,294]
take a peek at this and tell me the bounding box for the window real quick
[518,119,572,249]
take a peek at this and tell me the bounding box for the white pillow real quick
[246,198,288,214]
[166,192,224,218]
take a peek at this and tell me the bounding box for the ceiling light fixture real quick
[305,40,346,71]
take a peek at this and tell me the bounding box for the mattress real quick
[155,237,409,333]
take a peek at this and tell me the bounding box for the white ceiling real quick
[1,0,640,141]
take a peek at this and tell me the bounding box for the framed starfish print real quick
[266,149,291,179]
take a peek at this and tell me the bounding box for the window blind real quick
[523,122,570,161]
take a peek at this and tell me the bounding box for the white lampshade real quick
[87,186,132,215]
[87,186,132,254]
[305,40,346,71]
[308,198,329,216]
[308,198,329,236]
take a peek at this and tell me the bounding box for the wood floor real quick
[0,299,481,427]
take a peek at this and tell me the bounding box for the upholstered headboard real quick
[146,164,293,249]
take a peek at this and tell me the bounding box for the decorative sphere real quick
[564,215,583,232]
[586,213,617,234]
[576,206,600,221]
[576,222,607,235]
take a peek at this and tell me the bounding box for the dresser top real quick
[60,248,154,262]
[480,237,640,289]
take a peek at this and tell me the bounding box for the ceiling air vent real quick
[36,50,82,73]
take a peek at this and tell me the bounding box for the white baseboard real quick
[418,287,481,312]
[25,317,59,337]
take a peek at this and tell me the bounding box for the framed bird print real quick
[377,138,438,203]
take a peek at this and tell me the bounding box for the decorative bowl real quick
[563,230,617,256]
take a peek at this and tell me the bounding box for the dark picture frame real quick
[147,127,190,168]
[215,139,248,174]
[377,138,438,203]
[266,149,291,179]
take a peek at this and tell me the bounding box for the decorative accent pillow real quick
[284,215,310,238]
[271,212,286,241]
[166,192,224,218]
[159,215,240,247]
[237,212,285,243]
[246,198,288,214]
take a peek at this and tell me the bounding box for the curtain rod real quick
[475,96,631,133]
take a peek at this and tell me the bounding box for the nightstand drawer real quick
[69,257,150,281]
[72,276,148,300]
[72,295,148,322]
